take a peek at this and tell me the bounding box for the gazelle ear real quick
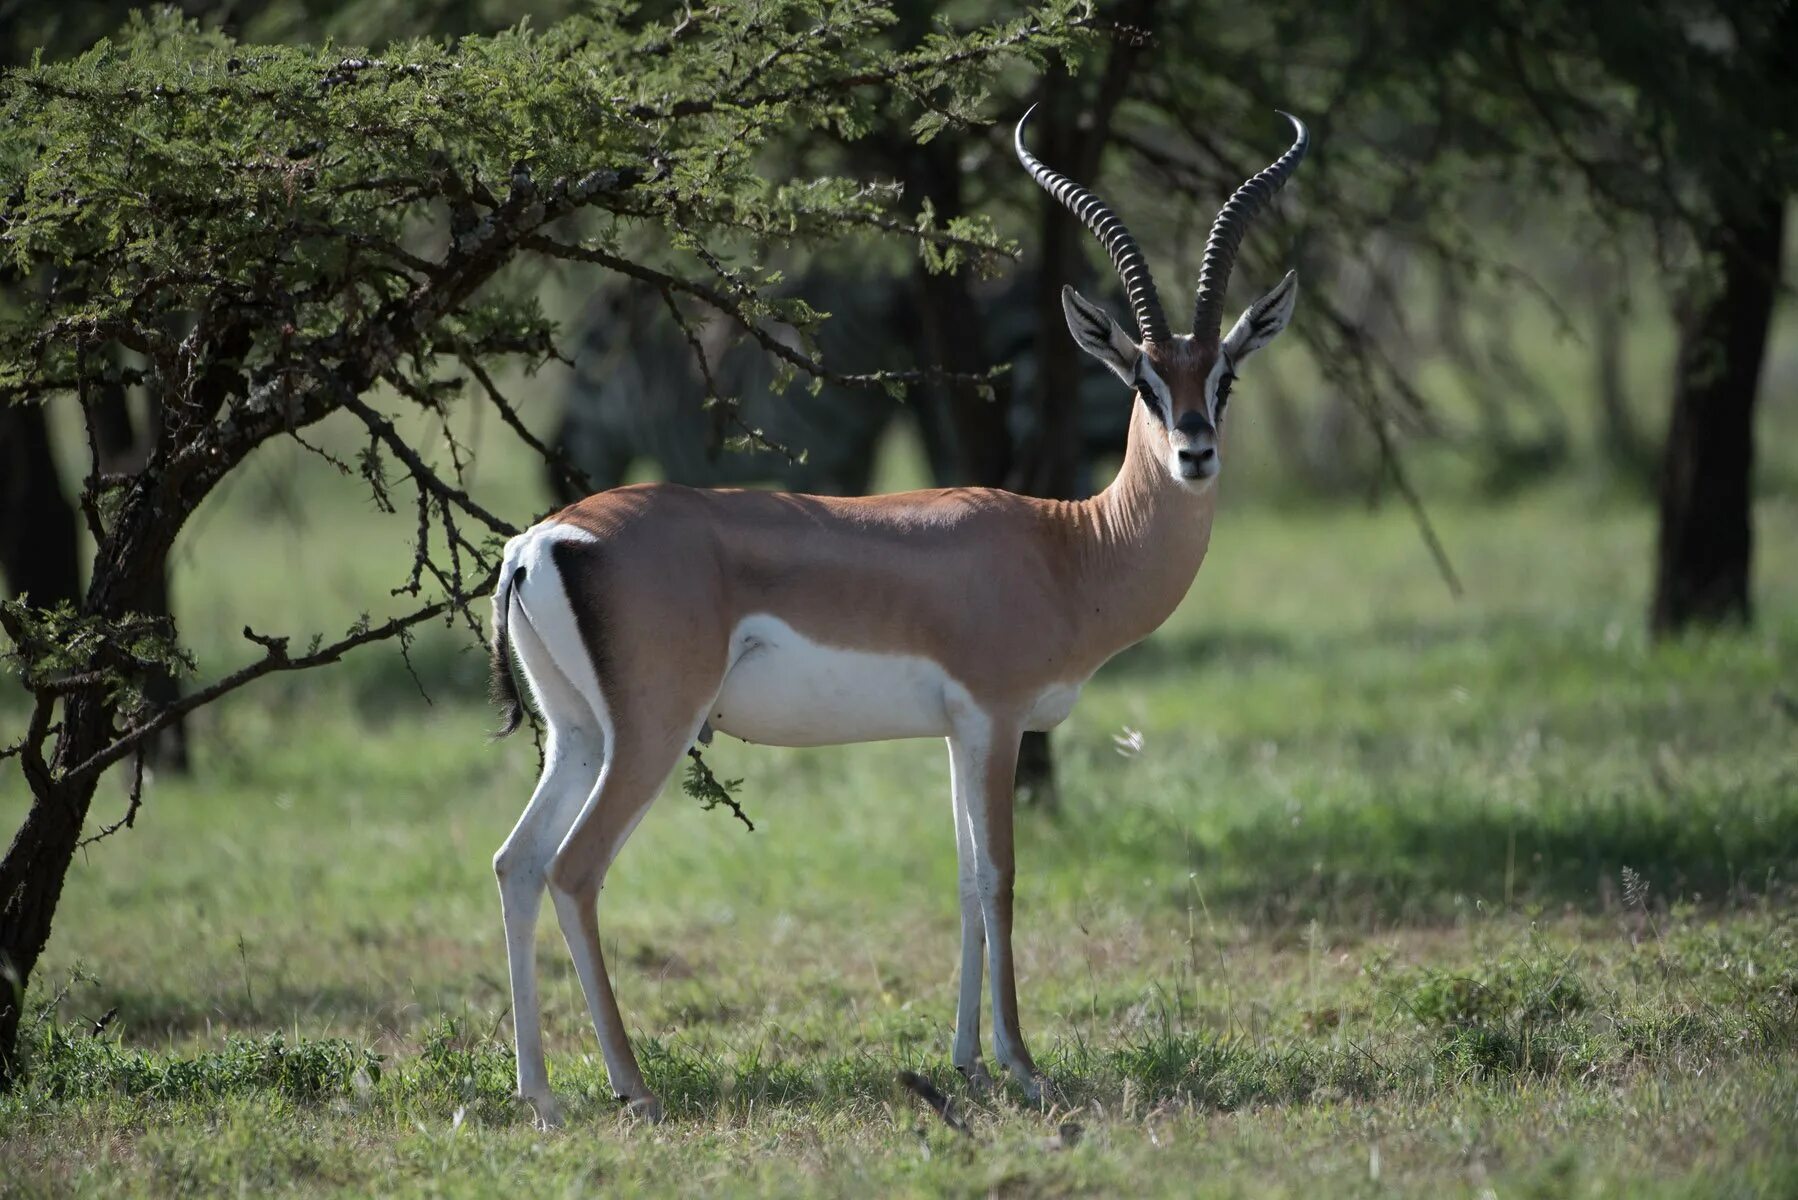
[1062,285,1142,384]
[1221,270,1299,363]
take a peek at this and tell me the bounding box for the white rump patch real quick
[503,522,608,733]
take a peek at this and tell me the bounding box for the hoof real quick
[1015,1071,1058,1108]
[622,1094,665,1124]
[956,1061,995,1094]
[521,1093,564,1130]
[1021,1072,1057,1115]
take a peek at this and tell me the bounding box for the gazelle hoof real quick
[957,1061,996,1093]
[522,1093,564,1130]
[1028,1073,1066,1109]
[1015,1071,1059,1108]
[622,1094,665,1124]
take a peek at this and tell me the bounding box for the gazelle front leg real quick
[948,704,1044,1102]
[948,738,993,1090]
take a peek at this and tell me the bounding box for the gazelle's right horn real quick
[1015,105,1172,347]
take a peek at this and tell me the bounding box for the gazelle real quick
[488,108,1309,1126]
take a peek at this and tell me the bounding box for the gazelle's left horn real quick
[1191,112,1309,345]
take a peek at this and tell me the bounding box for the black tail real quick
[489,564,527,738]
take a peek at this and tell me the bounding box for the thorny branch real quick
[658,289,807,464]
[523,236,1006,395]
[625,16,1081,122]
[60,593,485,788]
[683,747,754,832]
[456,352,597,500]
[2,6,1090,878]
[75,746,146,850]
[336,390,514,539]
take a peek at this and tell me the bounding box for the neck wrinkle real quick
[1072,407,1216,653]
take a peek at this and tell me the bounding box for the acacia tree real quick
[0,1,1084,1084]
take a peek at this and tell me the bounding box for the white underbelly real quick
[1023,681,1082,731]
[709,615,954,746]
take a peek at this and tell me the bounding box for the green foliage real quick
[21,1024,379,1103]
[0,599,193,706]
[393,1017,517,1119]
[0,9,1085,1003]
[681,747,753,831]
[1391,951,1591,1079]
[0,3,1073,402]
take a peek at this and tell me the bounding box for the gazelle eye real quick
[1215,373,1235,417]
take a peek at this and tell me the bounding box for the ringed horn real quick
[1014,104,1310,349]
[1014,103,1172,347]
[1191,112,1310,344]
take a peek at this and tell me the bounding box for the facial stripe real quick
[1136,363,1172,425]
[1203,355,1235,424]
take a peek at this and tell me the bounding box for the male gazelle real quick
[488,109,1308,1126]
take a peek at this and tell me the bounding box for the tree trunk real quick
[92,384,189,770]
[1649,197,1784,636]
[0,403,81,610]
[0,377,199,1082]
[1011,85,1087,811]
[0,695,106,1084]
[904,144,1012,488]
[1588,260,1654,486]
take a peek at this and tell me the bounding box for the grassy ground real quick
[3,418,1797,1194]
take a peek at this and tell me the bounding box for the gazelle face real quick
[1061,272,1299,492]
[1017,104,1308,492]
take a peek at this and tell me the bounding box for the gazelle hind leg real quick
[548,708,714,1123]
[947,737,993,1089]
[493,614,604,1128]
[948,709,1043,1101]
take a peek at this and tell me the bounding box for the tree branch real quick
[60,588,489,789]
[523,236,1005,394]
[626,16,1081,122]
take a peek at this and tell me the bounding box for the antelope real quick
[487,108,1309,1126]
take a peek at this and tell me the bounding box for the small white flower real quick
[1113,726,1144,757]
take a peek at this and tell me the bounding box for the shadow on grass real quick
[81,980,423,1043]
[1087,786,1798,926]
[1102,609,1676,685]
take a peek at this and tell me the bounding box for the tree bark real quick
[92,385,189,770]
[1650,197,1784,636]
[0,401,91,1076]
[904,141,1013,488]
[1588,259,1654,486]
[0,330,237,1083]
[0,695,107,1083]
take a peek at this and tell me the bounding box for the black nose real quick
[1178,446,1216,465]
[1175,411,1211,438]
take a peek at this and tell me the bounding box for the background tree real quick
[1154,0,1797,630]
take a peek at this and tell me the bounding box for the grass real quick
[3,406,1798,1194]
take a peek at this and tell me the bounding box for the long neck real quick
[1072,403,1217,656]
